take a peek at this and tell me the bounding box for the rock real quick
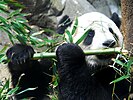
[60,0,96,18]
[87,0,121,17]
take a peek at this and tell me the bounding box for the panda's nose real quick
[102,40,116,47]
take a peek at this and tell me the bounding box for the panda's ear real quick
[110,12,121,28]
[56,15,72,34]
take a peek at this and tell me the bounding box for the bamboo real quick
[33,47,128,59]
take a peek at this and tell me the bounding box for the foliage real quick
[0,79,17,100]
[110,55,133,84]
[0,0,60,99]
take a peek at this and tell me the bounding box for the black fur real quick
[56,43,131,100]
[83,29,95,46]
[56,15,72,34]
[110,12,121,28]
[6,44,52,100]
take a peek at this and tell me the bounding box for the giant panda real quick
[56,12,132,100]
[6,12,131,100]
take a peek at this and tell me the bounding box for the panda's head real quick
[57,12,123,66]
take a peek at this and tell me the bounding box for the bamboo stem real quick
[33,47,128,60]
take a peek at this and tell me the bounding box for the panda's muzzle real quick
[102,39,116,48]
[97,39,117,59]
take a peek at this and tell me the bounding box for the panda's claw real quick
[56,43,85,61]
[6,44,35,65]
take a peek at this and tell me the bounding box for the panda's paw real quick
[56,43,85,60]
[6,44,35,65]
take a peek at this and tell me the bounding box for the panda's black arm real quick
[6,44,52,83]
[56,43,86,69]
[6,44,35,85]
[56,43,90,82]
[56,43,97,99]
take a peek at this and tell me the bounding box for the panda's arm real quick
[6,44,35,86]
[6,44,35,65]
[56,43,89,77]
[56,43,85,65]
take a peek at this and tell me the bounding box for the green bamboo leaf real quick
[30,36,43,45]
[0,26,15,44]
[31,30,45,36]
[0,1,9,13]
[0,16,9,27]
[11,22,26,35]
[110,75,129,84]
[9,9,22,18]
[0,45,8,54]
[0,54,4,58]
[16,17,28,23]
[0,7,9,13]
[126,58,133,74]
[65,30,73,43]
[0,80,9,94]
[20,23,31,31]
[44,38,55,43]
[113,59,125,67]
[36,42,46,48]
[0,3,8,10]
[0,55,7,63]
[30,36,43,42]
[75,29,91,44]
[16,35,27,45]
[71,17,78,35]
[4,0,25,8]
[7,87,19,95]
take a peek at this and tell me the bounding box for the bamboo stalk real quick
[33,47,128,60]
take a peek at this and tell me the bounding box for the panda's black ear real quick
[56,15,72,34]
[110,12,121,28]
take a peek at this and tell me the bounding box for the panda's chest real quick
[94,67,115,85]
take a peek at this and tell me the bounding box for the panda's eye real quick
[83,29,95,45]
[88,30,95,37]
[109,27,114,33]
[109,27,119,41]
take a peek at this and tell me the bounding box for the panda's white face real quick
[66,12,123,66]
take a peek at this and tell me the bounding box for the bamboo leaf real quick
[0,45,8,54]
[113,59,125,67]
[9,9,22,18]
[65,30,73,43]
[7,87,19,95]
[16,35,27,45]
[0,26,15,44]
[4,0,25,8]
[110,75,129,84]
[0,2,9,13]
[0,80,9,94]
[126,58,133,74]
[0,55,7,63]
[71,17,78,35]
[0,16,9,27]
[75,29,91,44]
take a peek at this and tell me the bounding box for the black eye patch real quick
[109,27,119,41]
[83,29,95,45]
